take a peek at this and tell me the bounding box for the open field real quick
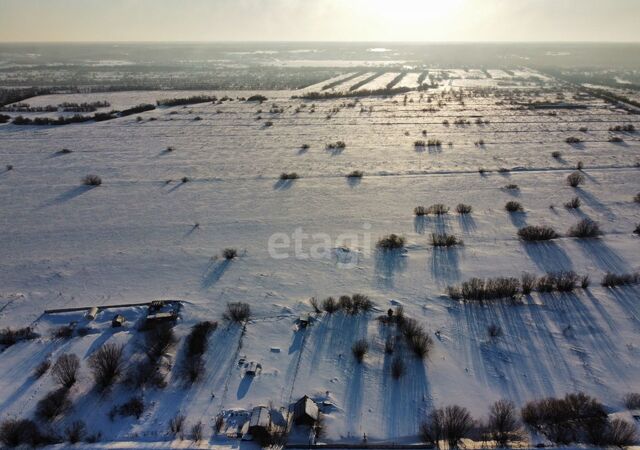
[1,68,640,447]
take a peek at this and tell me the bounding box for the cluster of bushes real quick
[223,302,251,322]
[431,233,463,247]
[13,114,95,126]
[567,171,585,187]
[0,326,36,348]
[377,234,406,250]
[126,322,176,389]
[601,272,639,288]
[82,174,102,186]
[279,172,299,180]
[415,204,449,216]
[378,307,434,361]
[568,218,602,238]
[326,140,346,149]
[0,113,10,123]
[181,321,217,384]
[316,294,374,315]
[609,124,635,132]
[522,393,635,446]
[517,225,558,241]
[247,94,268,103]
[157,95,217,107]
[119,103,155,117]
[298,86,411,100]
[448,271,590,301]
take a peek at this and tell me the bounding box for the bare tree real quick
[89,343,124,391]
[488,400,519,447]
[51,353,80,389]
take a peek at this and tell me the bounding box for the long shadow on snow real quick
[40,185,96,207]
[374,249,407,289]
[457,214,477,234]
[343,315,369,439]
[575,238,629,273]
[430,247,461,288]
[607,285,640,328]
[202,259,231,288]
[575,187,616,221]
[544,292,627,394]
[382,350,431,439]
[523,241,573,273]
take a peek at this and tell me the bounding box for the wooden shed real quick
[293,395,319,425]
[248,406,271,441]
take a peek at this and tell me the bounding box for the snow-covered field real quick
[1,71,640,447]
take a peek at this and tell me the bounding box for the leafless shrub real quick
[431,233,463,247]
[0,419,56,448]
[504,184,519,190]
[352,339,368,363]
[427,204,449,215]
[635,224,640,235]
[551,151,562,159]
[347,170,364,178]
[89,343,124,391]
[565,136,582,144]
[488,400,519,447]
[564,196,581,209]
[449,277,520,302]
[567,171,584,187]
[518,225,558,241]
[143,323,176,362]
[568,219,601,238]
[191,421,204,442]
[33,359,51,378]
[407,333,433,359]
[601,272,640,288]
[53,325,74,339]
[222,248,237,260]
[350,293,374,314]
[125,360,167,389]
[322,296,338,313]
[82,174,102,186]
[0,327,36,347]
[309,297,321,313]
[635,192,640,203]
[488,324,503,338]
[521,273,536,295]
[279,172,299,180]
[224,302,251,322]
[505,201,523,212]
[456,204,472,214]
[580,275,590,289]
[51,353,80,389]
[36,388,72,422]
[521,393,606,445]
[113,396,144,419]
[65,420,86,444]
[391,357,405,379]
[420,408,445,447]
[169,414,186,438]
[624,393,640,409]
[414,206,427,216]
[377,234,406,250]
[601,418,637,448]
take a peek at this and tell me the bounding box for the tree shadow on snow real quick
[523,241,573,273]
[374,249,407,289]
[575,238,629,273]
[202,259,231,288]
[457,214,477,233]
[431,247,462,287]
[273,179,295,190]
[40,185,96,207]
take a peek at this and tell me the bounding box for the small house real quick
[112,314,126,328]
[245,361,262,376]
[248,406,271,441]
[293,395,319,425]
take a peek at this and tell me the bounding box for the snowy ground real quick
[1,70,639,447]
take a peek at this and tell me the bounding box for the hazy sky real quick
[1,0,639,43]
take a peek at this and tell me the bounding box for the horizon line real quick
[1,40,640,45]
